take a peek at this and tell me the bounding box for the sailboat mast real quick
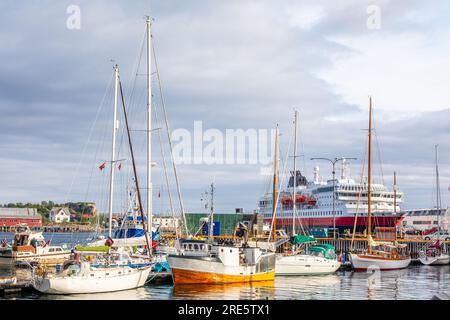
[272,126,279,243]
[146,17,153,250]
[209,182,215,241]
[292,111,298,236]
[393,171,397,214]
[367,97,373,253]
[108,64,119,238]
[435,144,441,229]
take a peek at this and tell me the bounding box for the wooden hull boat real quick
[349,252,411,271]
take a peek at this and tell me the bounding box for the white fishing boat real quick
[350,98,411,271]
[167,193,275,284]
[0,224,70,266]
[32,261,151,294]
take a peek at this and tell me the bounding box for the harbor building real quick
[183,211,264,236]
[399,208,450,232]
[0,207,42,230]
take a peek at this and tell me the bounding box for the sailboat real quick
[32,63,153,294]
[275,111,340,276]
[419,145,450,265]
[349,97,411,271]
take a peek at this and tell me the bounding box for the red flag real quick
[118,162,122,171]
[448,186,450,191]
[158,191,161,198]
[99,162,106,170]
[43,239,51,248]
[1,236,7,247]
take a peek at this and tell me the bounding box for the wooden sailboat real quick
[349,97,411,271]
[419,145,450,265]
[275,111,340,275]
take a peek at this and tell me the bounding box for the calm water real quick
[1,232,450,300]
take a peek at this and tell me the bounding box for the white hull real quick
[349,253,411,271]
[0,252,71,266]
[89,236,148,248]
[275,254,340,275]
[33,266,151,294]
[419,254,450,266]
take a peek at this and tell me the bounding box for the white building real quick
[400,208,450,232]
[49,207,71,223]
[153,216,180,233]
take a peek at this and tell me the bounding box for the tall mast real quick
[108,64,119,238]
[271,126,279,243]
[367,97,373,253]
[209,182,215,241]
[393,171,397,214]
[146,17,153,251]
[435,144,441,229]
[292,111,298,236]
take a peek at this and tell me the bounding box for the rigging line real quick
[268,126,294,243]
[153,98,179,239]
[118,77,152,256]
[116,29,146,162]
[152,37,189,236]
[372,112,385,186]
[351,133,368,251]
[63,72,114,204]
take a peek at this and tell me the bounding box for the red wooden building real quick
[0,207,42,228]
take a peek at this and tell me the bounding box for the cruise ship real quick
[257,159,402,234]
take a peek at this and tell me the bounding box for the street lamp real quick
[310,157,357,239]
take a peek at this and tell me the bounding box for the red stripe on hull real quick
[353,267,407,272]
[265,216,397,229]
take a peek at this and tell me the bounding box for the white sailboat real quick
[350,97,411,271]
[32,261,151,294]
[419,145,450,266]
[275,111,340,276]
[33,62,153,294]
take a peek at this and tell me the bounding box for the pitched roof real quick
[0,207,41,218]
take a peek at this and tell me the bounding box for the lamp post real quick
[310,157,357,239]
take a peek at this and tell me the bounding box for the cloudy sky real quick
[1,0,449,215]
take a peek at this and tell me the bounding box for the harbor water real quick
[1,233,450,300]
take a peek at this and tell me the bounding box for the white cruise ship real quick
[257,159,403,234]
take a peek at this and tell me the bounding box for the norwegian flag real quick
[118,162,122,171]
[99,162,106,171]
[43,239,52,248]
[158,191,161,198]
[1,236,7,247]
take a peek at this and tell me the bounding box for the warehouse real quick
[0,207,42,230]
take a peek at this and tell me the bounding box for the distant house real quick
[0,208,42,227]
[49,207,71,223]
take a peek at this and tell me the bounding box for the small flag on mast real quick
[118,162,122,171]
[99,162,106,171]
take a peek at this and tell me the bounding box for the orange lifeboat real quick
[295,195,306,203]
[281,196,293,205]
[307,196,317,206]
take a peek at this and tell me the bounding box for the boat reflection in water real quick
[274,274,341,299]
[171,281,275,300]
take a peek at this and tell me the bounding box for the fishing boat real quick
[273,111,340,275]
[0,224,70,266]
[167,185,276,285]
[418,145,450,266]
[349,97,411,271]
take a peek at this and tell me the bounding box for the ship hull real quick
[167,255,275,285]
[349,253,411,271]
[275,254,341,276]
[171,268,275,284]
[265,216,397,232]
